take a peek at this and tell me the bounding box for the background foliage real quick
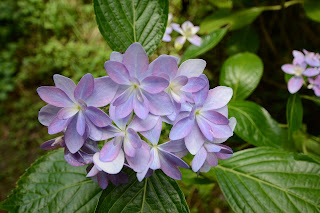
[1,0,320,212]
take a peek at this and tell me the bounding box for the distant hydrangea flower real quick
[170,76,235,155]
[163,13,173,42]
[308,75,320,96]
[37,74,117,153]
[282,62,319,94]
[104,43,174,120]
[171,21,202,50]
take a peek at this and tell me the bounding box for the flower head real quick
[281,62,319,94]
[170,76,235,155]
[37,74,116,153]
[104,43,174,120]
[171,21,202,50]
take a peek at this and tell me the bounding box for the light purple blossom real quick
[150,55,207,121]
[104,43,174,120]
[37,74,117,153]
[191,117,236,173]
[163,13,173,42]
[282,62,319,94]
[308,75,320,96]
[136,117,189,181]
[170,76,234,155]
[171,21,202,50]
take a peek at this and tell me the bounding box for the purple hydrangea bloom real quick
[303,49,320,67]
[37,74,117,153]
[191,117,236,173]
[97,105,153,173]
[171,21,202,50]
[192,143,233,173]
[136,116,189,181]
[150,55,207,120]
[308,75,320,96]
[104,43,174,120]
[86,164,129,189]
[163,13,173,42]
[282,62,319,94]
[169,76,235,155]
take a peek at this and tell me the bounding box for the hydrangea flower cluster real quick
[282,50,320,96]
[37,43,236,189]
[162,13,202,50]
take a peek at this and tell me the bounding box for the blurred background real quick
[0,0,319,212]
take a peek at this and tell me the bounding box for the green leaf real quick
[95,169,189,213]
[214,147,320,213]
[180,27,228,63]
[220,52,263,100]
[229,101,282,148]
[0,149,102,212]
[199,7,264,34]
[94,0,169,56]
[286,94,303,138]
[304,0,320,23]
[226,27,259,55]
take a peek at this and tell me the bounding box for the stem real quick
[262,0,303,11]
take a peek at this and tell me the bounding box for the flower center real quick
[294,66,303,77]
[77,99,87,111]
[184,27,193,38]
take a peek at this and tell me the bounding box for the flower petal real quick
[86,165,100,177]
[97,172,109,189]
[181,77,206,92]
[202,86,233,111]
[140,117,162,145]
[200,110,229,125]
[113,87,134,107]
[160,150,189,169]
[209,122,233,139]
[114,94,134,119]
[192,75,209,105]
[37,86,74,107]
[57,107,79,120]
[122,43,149,79]
[127,128,142,149]
[196,116,214,141]
[38,104,61,126]
[303,68,320,77]
[99,138,122,162]
[288,76,303,94]
[184,123,206,155]
[178,59,206,78]
[109,105,132,130]
[48,116,70,134]
[281,64,295,74]
[141,76,169,94]
[206,153,218,167]
[128,113,159,132]
[215,144,233,159]
[85,106,111,127]
[159,153,182,180]
[126,141,150,172]
[143,91,174,116]
[104,61,130,85]
[93,150,124,174]
[151,55,178,79]
[191,146,207,172]
[133,91,149,119]
[65,116,86,153]
[169,116,194,140]
[40,136,64,150]
[85,77,119,107]
[74,73,94,101]
[188,35,202,46]
[150,148,161,170]
[213,117,237,143]
[110,51,123,62]
[174,36,186,50]
[53,74,76,102]
[76,111,86,136]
